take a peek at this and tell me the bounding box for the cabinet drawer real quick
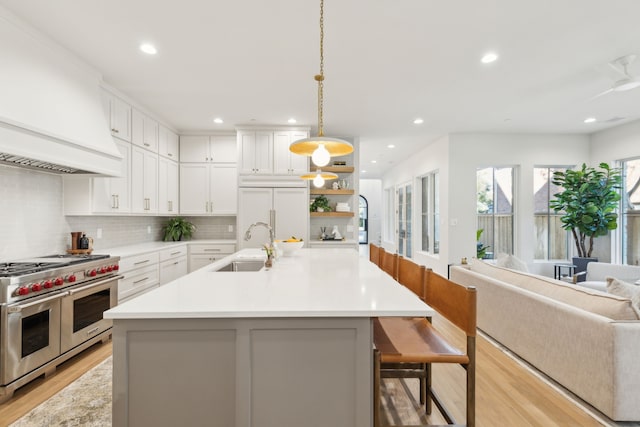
[118,264,159,301]
[119,252,160,272]
[160,256,188,285]
[189,243,235,255]
[159,245,188,261]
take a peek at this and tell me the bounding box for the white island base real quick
[112,317,372,427]
[106,248,433,427]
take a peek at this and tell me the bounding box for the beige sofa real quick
[450,259,640,421]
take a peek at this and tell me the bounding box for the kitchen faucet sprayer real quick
[244,222,275,248]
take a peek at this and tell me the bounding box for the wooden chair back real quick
[396,256,425,300]
[424,269,477,337]
[379,250,398,280]
[369,243,381,266]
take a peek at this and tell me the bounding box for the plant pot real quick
[572,257,597,282]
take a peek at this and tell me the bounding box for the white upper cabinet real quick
[132,108,159,153]
[159,125,179,160]
[179,163,237,215]
[158,157,179,214]
[102,90,132,142]
[180,135,236,163]
[131,146,158,214]
[92,139,131,213]
[273,130,309,175]
[238,130,273,174]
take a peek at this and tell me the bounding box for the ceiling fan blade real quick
[588,87,614,102]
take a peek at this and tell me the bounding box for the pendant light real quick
[300,169,338,188]
[291,0,353,168]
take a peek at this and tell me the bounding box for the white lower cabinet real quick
[118,252,160,303]
[188,243,235,273]
[159,246,188,285]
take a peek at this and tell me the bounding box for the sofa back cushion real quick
[469,258,639,320]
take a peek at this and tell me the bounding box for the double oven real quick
[0,254,120,401]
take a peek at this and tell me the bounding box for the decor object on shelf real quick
[310,195,332,212]
[162,216,196,241]
[550,162,622,258]
[331,225,342,239]
[289,0,353,167]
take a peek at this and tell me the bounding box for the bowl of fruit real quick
[274,237,304,256]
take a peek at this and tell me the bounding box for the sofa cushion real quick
[586,262,640,283]
[469,258,639,320]
[495,253,529,272]
[606,277,640,318]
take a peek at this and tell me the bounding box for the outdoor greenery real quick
[162,216,196,241]
[550,163,622,258]
[476,228,490,259]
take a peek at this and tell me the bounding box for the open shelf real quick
[310,166,354,173]
[310,211,354,217]
[310,189,355,195]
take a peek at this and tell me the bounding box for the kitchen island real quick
[105,248,433,427]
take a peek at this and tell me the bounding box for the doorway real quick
[359,195,368,244]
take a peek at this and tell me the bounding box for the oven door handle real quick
[10,291,67,311]
[67,275,123,296]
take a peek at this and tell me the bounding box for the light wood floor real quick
[0,317,610,427]
[0,340,112,427]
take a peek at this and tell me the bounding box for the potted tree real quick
[550,162,622,278]
[162,217,196,241]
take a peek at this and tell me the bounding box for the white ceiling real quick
[3,0,640,177]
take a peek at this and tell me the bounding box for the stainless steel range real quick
[0,254,120,402]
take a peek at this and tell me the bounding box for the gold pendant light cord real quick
[315,0,325,137]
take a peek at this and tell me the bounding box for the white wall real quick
[359,179,382,245]
[590,120,640,162]
[380,133,593,277]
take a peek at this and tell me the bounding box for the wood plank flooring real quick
[0,317,614,427]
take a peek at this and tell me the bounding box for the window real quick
[397,183,412,257]
[621,158,640,265]
[477,167,514,259]
[533,167,569,260]
[420,171,440,254]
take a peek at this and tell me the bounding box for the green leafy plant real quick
[162,217,196,241]
[476,228,490,259]
[310,195,332,212]
[550,163,622,258]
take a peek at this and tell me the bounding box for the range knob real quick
[31,283,43,292]
[112,264,120,271]
[98,267,107,274]
[54,277,64,286]
[16,286,30,296]
[43,280,53,289]
[87,269,97,277]
[106,265,113,272]
[67,274,77,283]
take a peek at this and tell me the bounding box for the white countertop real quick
[105,248,433,319]
[102,239,236,258]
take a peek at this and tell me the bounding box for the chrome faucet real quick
[244,222,275,248]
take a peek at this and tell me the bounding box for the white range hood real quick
[0,7,122,176]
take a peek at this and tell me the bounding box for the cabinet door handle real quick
[133,277,149,284]
[112,194,117,209]
[112,128,119,133]
[134,260,150,265]
[204,248,221,252]
[168,153,173,157]
[170,251,182,256]
[116,194,119,209]
[144,143,150,147]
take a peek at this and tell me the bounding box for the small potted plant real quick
[310,195,332,212]
[162,217,196,241]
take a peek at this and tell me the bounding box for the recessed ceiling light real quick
[584,117,596,123]
[481,52,498,64]
[371,160,377,164]
[413,118,424,124]
[387,144,395,149]
[139,43,157,55]
[287,118,297,124]
[361,170,366,173]
[213,117,224,124]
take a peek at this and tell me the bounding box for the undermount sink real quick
[214,259,265,272]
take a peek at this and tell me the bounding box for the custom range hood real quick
[0,7,122,176]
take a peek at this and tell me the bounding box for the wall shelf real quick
[310,166,354,173]
[310,211,354,217]
[310,189,355,195]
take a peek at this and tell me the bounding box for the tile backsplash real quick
[0,165,236,260]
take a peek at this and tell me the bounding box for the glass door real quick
[396,183,412,257]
